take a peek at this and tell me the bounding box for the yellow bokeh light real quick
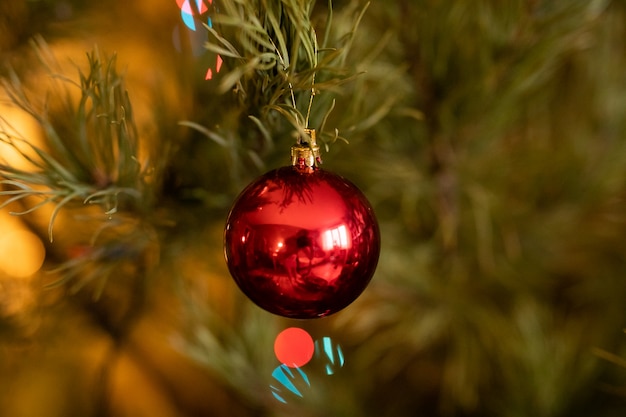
[0,96,47,279]
[0,100,43,172]
[0,228,46,278]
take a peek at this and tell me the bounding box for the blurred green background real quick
[1,0,626,416]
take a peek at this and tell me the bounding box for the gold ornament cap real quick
[291,128,321,169]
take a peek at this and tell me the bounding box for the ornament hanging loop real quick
[291,128,321,170]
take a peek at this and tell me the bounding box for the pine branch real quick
[0,39,152,241]
[190,0,371,152]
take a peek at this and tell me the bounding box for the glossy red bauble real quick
[224,166,380,319]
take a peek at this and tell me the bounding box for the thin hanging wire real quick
[304,28,319,131]
[269,38,302,128]
[304,72,316,129]
[269,29,318,145]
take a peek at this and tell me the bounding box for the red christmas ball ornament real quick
[224,129,380,319]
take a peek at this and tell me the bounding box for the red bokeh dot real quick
[274,327,314,368]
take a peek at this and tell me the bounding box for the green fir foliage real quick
[0,39,152,241]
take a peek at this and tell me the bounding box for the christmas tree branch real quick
[196,0,370,146]
[0,40,151,241]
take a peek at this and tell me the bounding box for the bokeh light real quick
[0,105,46,279]
[0,101,43,172]
[315,337,345,375]
[176,0,211,31]
[0,227,46,278]
[274,327,314,368]
[270,364,311,404]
